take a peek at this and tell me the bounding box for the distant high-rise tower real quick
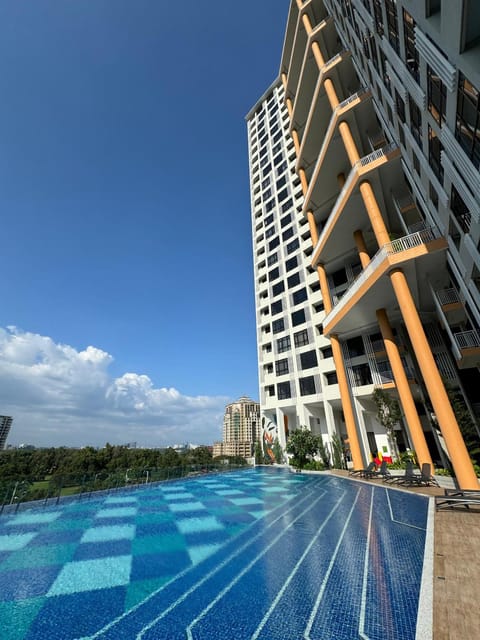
[0,416,13,449]
[213,397,260,458]
[247,0,480,489]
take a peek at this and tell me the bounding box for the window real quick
[275,358,289,375]
[395,90,406,124]
[403,10,419,81]
[456,73,480,168]
[276,336,291,353]
[267,253,278,266]
[261,177,270,190]
[269,237,280,251]
[379,50,391,93]
[276,176,286,190]
[281,200,293,213]
[286,238,299,254]
[294,329,309,347]
[285,256,298,272]
[266,385,275,397]
[321,346,333,359]
[346,336,365,357]
[268,267,280,282]
[287,272,301,288]
[427,66,446,125]
[451,185,472,233]
[292,287,308,305]
[292,309,306,326]
[385,0,399,53]
[262,164,271,177]
[272,281,285,297]
[282,227,294,241]
[271,300,283,316]
[325,372,338,385]
[299,376,316,396]
[429,182,439,209]
[277,382,291,400]
[428,126,444,183]
[265,199,275,213]
[413,152,421,175]
[265,226,275,239]
[280,214,292,227]
[409,97,422,148]
[272,318,285,334]
[264,213,274,227]
[373,0,384,36]
[351,364,373,386]
[277,188,289,202]
[300,350,318,369]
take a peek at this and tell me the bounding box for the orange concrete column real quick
[353,230,370,268]
[330,335,365,469]
[389,269,478,489]
[324,78,339,110]
[307,211,319,246]
[359,181,390,247]
[281,72,287,90]
[317,263,332,314]
[338,121,360,166]
[291,129,301,155]
[285,97,294,118]
[376,309,434,470]
[299,168,309,196]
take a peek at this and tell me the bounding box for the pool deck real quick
[330,470,480,640]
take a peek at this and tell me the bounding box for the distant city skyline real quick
[0,0,290,447]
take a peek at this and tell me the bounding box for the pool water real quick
[0,468,430,639]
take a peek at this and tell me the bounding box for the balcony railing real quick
[359,142,397,167]
[338,86,369,109]
[323,227,442,327]
[454,330,480,350]
[436,287,460,306]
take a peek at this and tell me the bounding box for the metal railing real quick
[454,330,480,350]
[0,463,249,516]
[436,287,460,306]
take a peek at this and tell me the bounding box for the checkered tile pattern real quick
[0,469,298,639]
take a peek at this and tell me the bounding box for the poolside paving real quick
[331,470,480,640]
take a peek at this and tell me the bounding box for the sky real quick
[0,0,290,448]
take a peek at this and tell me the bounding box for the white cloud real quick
[0,327,228,448]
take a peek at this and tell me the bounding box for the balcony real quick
[450,329,480,368]
[309,143,401,266]
[322,227,448,336]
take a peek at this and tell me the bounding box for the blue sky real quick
[0,0,290,447]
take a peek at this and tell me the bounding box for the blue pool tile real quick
[132,532,186,556]
[1,542,77,571]
[31,529,83,546]
[104,496,138,504]
[73,539,132,561]
[163,492,194,501]
[168,501,206,513]
[0,596,46,640]
[125,576,172,610]
[95,507,137,519]
[0,533,37,551]
[47,555,132,595]
[0,565,61,601]
[215,489,244,496]
[176,516,224,535]
[135,519,178,538]
[130,549,191,580]
[187,543,221,565]
[25,586,127,640]
[6,512,60,526]
[81,523,136,543]
[229,497,264,506]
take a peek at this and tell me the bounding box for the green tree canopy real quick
[286,428,322,469]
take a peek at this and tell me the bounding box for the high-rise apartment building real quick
[213,396,260,458]
[0,416,13,450]
[247,0,480,489]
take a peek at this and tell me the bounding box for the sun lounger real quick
[349,461,377,478]
[435,488,480,510]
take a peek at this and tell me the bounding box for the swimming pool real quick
[0,468,431,639]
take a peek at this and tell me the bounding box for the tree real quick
[317,434,331,468]
[330,434,344,469]
[272,439,284,464]
[286,428,321,469]
[446,387,480,466]
[254,441,263,465]
[372,388,402,460]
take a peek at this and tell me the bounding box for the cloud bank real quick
[0,327,228,448]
